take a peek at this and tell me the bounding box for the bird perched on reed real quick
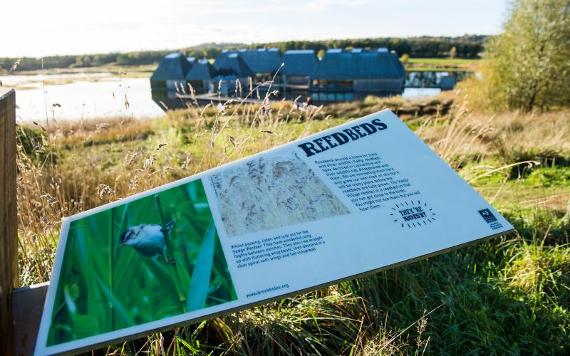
[120,220,175,264]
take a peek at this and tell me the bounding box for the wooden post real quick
[1,88,17,355]
[0,88,49,355]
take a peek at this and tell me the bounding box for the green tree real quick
[75,55,92,67]
[486,0,570,111]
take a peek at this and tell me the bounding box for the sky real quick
[3,0,508,57]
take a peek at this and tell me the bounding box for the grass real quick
[0,64,154,78]
[407,58,479,66]
[405,57,480,72]
[0,64,154,91]
[16,92,570,354]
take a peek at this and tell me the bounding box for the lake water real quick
[402,88,441,99]
[3,76,165,122]
[2,74,441,121]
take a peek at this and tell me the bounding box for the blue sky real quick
[3,0,508,57]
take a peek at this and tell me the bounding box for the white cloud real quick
[304,0,369,11]
[1,0,505,57]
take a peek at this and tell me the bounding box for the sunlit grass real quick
[16,93,570,354]
[405,57,480,72]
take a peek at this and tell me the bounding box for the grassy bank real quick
[0,64,154,91]
[17,95,569,354]
[0,64,155,77]
[405,57,479,72]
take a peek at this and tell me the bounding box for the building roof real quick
[214,53,255,77]
[282,50,319,76]
[312,49,404,80]
[387,50,405,77]
[150,52,192,81]
[186,59,216,81]
[217,48,282,75]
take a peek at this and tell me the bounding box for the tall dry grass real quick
[16,100,331,284]
[416,107,570,174]
[17,95,570,281]
[14,93,570,354]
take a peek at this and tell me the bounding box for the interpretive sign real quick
[35,110,513,355]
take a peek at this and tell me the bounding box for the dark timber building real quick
[216,48,283,81]
[281,50,319,89]
[311,48,405,101]
[213,53,255,96]
[186,59,216,94]
[150,52,193,91]
[151,47,406,102]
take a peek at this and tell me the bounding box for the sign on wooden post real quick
[1,88,17,356]
[35,110,513,355]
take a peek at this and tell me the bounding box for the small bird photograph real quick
[46,179,237,346]
[120,220,176,263]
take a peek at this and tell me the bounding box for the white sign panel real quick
[35,110,513,355]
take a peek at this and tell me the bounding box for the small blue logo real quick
[478,208,502,230]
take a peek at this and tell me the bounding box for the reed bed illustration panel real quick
[210,151,349,237]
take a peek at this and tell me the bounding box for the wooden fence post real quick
[1,88,17,355]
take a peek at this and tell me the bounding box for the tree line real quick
[0,36,486,72]
[260,35,486,59]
